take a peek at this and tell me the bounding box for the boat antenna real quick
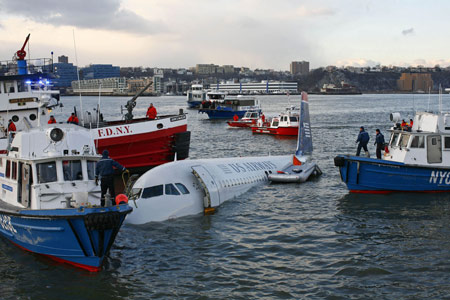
[427,86,431,112]
[73,29,84,126]
[96,83,102,147]
[439,84,443,114]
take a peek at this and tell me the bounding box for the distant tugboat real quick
[199,95,261,119]
[335,110,450,193]
[186,84,207,108]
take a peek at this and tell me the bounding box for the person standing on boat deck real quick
[7,119,16,132]
[67,113,79,125]
[95,150,126,206]
[356,126,370,157]
[261,113,266,124]
[374,129,385,159]
[48,115,57,124]
[233,114,239,121]
[146,103,157,120]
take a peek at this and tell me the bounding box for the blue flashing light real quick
[45,79,50,85]
[38,80,43,85]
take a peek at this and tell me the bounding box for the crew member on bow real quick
[374,129,385,159]
[146,103,157,120]
[95,150,127,207]
[67,113,79,125]
[356,126,370,157]
[7,119,16,132]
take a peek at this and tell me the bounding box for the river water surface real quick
[1,94,450,299]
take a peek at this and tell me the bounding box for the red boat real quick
[227,110,262,127]
[91,114,190,172]
[83,82,190,172]
[251,107,299,136]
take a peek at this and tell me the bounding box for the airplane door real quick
[191,165,221,208]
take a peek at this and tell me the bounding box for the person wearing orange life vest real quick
[146,103,157,120]
[7,119,16,132]
[233,114,239,121]
[48,115,57,124]
[261,113,266,123]
[401,119,407,130]
[409,118,414,128]
[67,113,79,125]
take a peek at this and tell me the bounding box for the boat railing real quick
[0,58,54,76]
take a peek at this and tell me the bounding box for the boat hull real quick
[251,126,298,136]
[199,109,248,119]
[226,120,256,128]
[334,155,450,193]
[91,115,190,170]
[0,205,132,271]
[187,100,202,109]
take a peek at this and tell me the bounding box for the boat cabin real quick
[0,124,100,210]
[385,112,450,166]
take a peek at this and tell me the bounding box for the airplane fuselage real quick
[126,155,292,224]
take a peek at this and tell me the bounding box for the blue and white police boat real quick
[0,124,132,271]
[198,95,261,119]
[334,111,450,193]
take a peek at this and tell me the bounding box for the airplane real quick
[124,92,321,224]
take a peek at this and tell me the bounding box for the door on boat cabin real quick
[191,165,221,208]
[427,135,442,163]
[17,163,32,207]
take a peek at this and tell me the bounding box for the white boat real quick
[186,84,207,108]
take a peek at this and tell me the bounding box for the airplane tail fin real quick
[295,92,313,157]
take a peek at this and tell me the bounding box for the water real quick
[2,94,450,299]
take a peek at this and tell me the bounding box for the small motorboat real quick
[227,110,261,128]
[251,106,299,136]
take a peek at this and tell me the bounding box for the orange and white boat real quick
[226,110,262,128]
[251,106,299,136]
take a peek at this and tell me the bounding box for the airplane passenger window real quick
[142,185,163,198]
[165,184,180,195]
[175,183,190,194]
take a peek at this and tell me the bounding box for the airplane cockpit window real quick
[175,183,190,194]
[165,184,181,195]
[142,185,164,198]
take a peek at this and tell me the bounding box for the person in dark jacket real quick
[356,126,370,157]
[95,150,126,206]
[374,129,385,159]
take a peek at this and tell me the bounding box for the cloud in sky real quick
[0,0,166,35]
[401,28,414,36]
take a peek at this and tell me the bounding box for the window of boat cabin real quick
[11,161,17,180]
[4,81,15,93]
[290,116,298,122]
[411,135,425,148]
[87,160,96,180]
[390,133,400,147]
[399,133,410,148]
[272,119,279,127]
[141,184,163,198]
[37,162,57,183]
[63,160,83,181]
[5,160,10,178]
[175,183,190,194]
[17,80,27,92]
[165,184,180,195]
[251,113,258,118]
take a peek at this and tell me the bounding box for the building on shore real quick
[72,77,128,94]
[397,73,433,92]
[211,80,298,94]
[290,61,309,76]
[81,64,120,80]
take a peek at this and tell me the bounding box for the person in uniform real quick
[146,103,157,119]
[374,129,385,159]
[356,126,370,157]
[95,150,126,206]
[48,115,57,124]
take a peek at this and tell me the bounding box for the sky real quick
[0,0,449,71]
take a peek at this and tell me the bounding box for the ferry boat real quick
[0,124,132,271]
[198,95,261,119]
[226,110,261,128]
[251,106,299,136]
[1,35,190,172]
[186,84,207,108]
[334,110,450,193]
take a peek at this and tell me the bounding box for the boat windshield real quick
[399,133,410,148]
[410,135,425,148]
[87,160,96,180]
[390,133,400,147]
[37,161,57,183]
[63,160,83,181]
[290,116,298,122]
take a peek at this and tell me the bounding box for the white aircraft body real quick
[125,92,320,224]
